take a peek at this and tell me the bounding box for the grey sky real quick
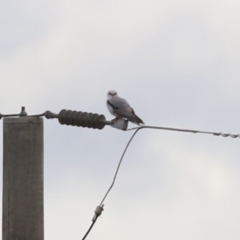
[1,1,240,239]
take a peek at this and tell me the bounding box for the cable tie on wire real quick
[93,205,104,221]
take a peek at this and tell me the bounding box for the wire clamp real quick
[94,205,104,217]
[92,205,104,222]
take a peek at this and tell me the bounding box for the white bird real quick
[106,90,144,125]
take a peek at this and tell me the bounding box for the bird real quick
[106,90,144,125]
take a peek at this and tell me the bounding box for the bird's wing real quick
[108,96,131,110]
[108,96,135,117]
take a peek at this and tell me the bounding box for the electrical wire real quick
[28,112,47,117]
[82,122,240,239]
[126,124,240,138]
[100,128,140,206]
[82,128,141,240]
[82,219,97,240]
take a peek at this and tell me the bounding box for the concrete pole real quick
[2,117,44,240]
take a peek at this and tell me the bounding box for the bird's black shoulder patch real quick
[107,100,118,109]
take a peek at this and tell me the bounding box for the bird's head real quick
[107,90,118,99]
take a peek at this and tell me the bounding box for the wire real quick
[0,113,21,119]
[2,109,238,238]
[28,112,47,117]
[82,122,240,239]
[100,128,140,205]
[82,128,141,240]
[82,220,97,240]
[126,124,240,138]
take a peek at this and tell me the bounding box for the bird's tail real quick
[127,113,144,125]
[120,109,144,125]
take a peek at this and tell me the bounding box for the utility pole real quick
[2,117,44,240]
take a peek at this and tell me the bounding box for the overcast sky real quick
[1,1,240,239]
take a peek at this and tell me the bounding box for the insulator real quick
[58,109,106,130]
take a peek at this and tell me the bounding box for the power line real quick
[82,128,140,240]
[82,123,240,239]
[127,124,240,138]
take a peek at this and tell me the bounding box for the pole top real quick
[3,117,43,124]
